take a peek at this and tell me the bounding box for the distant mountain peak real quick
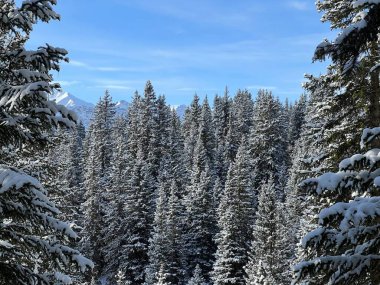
[51,91,187,126]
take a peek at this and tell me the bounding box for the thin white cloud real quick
[68,60,88,67]
[54,80,80,87]
[96,85,133,90]
[177,87,197,92]
[96,67,126,72]
[288,1,310,11]
[247,85,277,90]
[115,0,261,29]
[65,60,126,72]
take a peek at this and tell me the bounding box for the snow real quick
[374,176,380,187]
[51,91,94,109]
[369,62,380,73]
[360,127,380,149]
[335,17,367,45]
[300,172,348,195]
[0,240,14,249]
[353,0,380,8]
[319,197,380,231]
[72,254,94,273]
[54,272,72,285]
[51,91,133,126]
[339,149,380,170]
[0,165,42,194]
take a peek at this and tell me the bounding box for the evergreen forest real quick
[1,0,380,284]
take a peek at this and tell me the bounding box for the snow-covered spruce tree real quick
[169,109,188,191]
[219,89,254,178]
[285,71,346,276]
[288,94,307,151]
[188,265,207,285]
[183,160,216,282]
[101,115,129,283]
[59,123,86,230]
[146,181,185,285]
[245,179,288,285]
[0,0,93,283]
[211,137,255,285]
[231,89,254,140]
[213,88,232,184]
[249,90,288,198]
[165,181,186,284]
[183,95,202,172]
[293,127,380,284]
[145,181,169,285]
[117,146,151,284]
[114,86,165,284]
[82,91,116,283]
[314,0,380,127]
[198,97,216,172]
[140,81,162,223]
[145,110,187,285]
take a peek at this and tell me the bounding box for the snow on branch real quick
[361,128,380,149]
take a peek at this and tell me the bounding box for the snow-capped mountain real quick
[51,91,186,127]
[175,104,187,119]
[50,92,95,127]
[115,100,130,115]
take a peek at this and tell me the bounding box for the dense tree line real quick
[46,82,308,284]
[1,0,380,284]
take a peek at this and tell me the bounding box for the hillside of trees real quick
[1,0,380,284]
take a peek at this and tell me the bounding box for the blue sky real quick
[28,0,334,105]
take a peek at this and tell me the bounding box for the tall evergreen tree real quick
[117,147,151,284]
[245,179,287,285]
[184,162,216,282]
[183,95,202,171]
[0,0,92,283]
[101,116,129,282]
[188,265,207,285]
[82,91,116,283]
[293,127,380,284]
[211,137,255,285]
[213,89,232,184]
[249,90,288,198]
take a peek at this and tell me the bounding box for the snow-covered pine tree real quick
[146,108,187,285]
[249,90,288,198]
[285,72,340,276]
[183,161,216,282]
[145,181,169,285]
[101,115,129,283]
[213,88,232,184]
[165,181,186,284]
[117,146,151,284]
[231,89,254,139]
[245,179,287,285]
[0,0,93,283]
[156,265,172,285]
[60,123,86,230]
[82,91,116,283]
[183,95,202,172]
[288,94,307,151]
[198,97,216,172]
[169,109,187,191]
[115,86,168,284]
[314,0,380,127]
[211,137,255,285]
[140,81,162,223]
[188,265,207,285]
[291,3,380,282]
[293,127,380,284]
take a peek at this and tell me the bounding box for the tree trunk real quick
[368,69,380,128]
